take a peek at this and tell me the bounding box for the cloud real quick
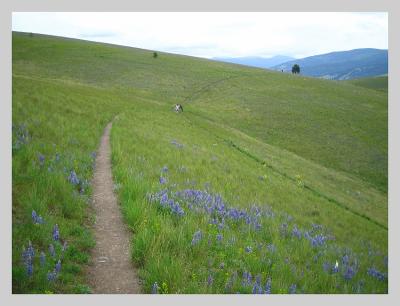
[79,31,118,38]
[12,12,388,59]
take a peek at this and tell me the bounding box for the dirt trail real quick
[87,122,141,293]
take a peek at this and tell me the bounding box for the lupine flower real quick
[264,278,272,294]
[151,282,159,294]
[53,224,60,241]
[22,243,34,277]
[289,283,297,294]
[242,271,252,286]
[216,233,223,242]
[68,170,80,185]
[267,243,276,253]
[367,267,386,281]
[27,241,35,258]
[161,166,168,173]
[40,251,46,266]
[323,262,331,273]
[343,265,356,281]
[49,244,56,257]
[47,271,57,281]
[245,246,252,253]
[55,260,62,273]
[207,274,214,286]
[91,151,97,159]
[38,153,45,167]
[26,259,33,277]
[252,282,263,294]
[32,210,37,222]
[292,225,302,239]
[31,210,44,224]
[342,254,350,266]
[170,140,184,148]
[159,177,167,185]
[191,230,202,246]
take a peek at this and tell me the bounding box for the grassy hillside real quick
[12,32,388,293]
[346,76,388,92]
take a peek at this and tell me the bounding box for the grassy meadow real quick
[12,32,388,293]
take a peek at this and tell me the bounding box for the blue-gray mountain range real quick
[273,48,387,80]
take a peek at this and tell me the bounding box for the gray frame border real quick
[1,1,398,306]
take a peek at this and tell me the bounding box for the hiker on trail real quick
[175,104,183,113]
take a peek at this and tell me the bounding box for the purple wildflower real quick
[159,177,167,185]
[191,230,202,246]
[288,283,297,294]
[68,170,80,185]
[207,274,214,286]
[292,225,302,239]
[343,265,356,281]
[31,210,37,223]
[26,259,33,277]
[151,282,159,294]
[161,166,168,173]
[252,282,263,294]
[31,210,44,224]
[91,151,97,159]
[245,246,252,253]
[323,262,331,273]
[40,251,46,266]
[216,233,223,242]
[267,243,276,253]
[53,224,60,241]
[170,140,184,148]
[264,278,272,294]
[55,260,62,273]
[38,153,45,167]
[367,267,386,281]
[47,271,57,281]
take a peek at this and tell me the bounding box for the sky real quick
[12,12,388,59]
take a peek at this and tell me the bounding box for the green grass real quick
[12,32,387,293]
[345,76,388,92]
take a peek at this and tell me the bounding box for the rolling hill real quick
[12,32,387,293]
[346,75,388,92]
[272,48,388,80]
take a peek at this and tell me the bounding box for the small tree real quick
[153,52,158,58]
[292,64,300,74]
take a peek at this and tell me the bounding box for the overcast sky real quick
[12,12,388,59]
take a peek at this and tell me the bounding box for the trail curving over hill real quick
[87,122,141,293]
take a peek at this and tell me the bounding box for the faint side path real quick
[87,122,141,293]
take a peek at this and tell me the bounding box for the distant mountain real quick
[272,48,388,80]
[212,55,296,69]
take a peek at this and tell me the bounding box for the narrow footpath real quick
[87,122,141,293]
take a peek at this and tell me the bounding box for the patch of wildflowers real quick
[367,267,386,281]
